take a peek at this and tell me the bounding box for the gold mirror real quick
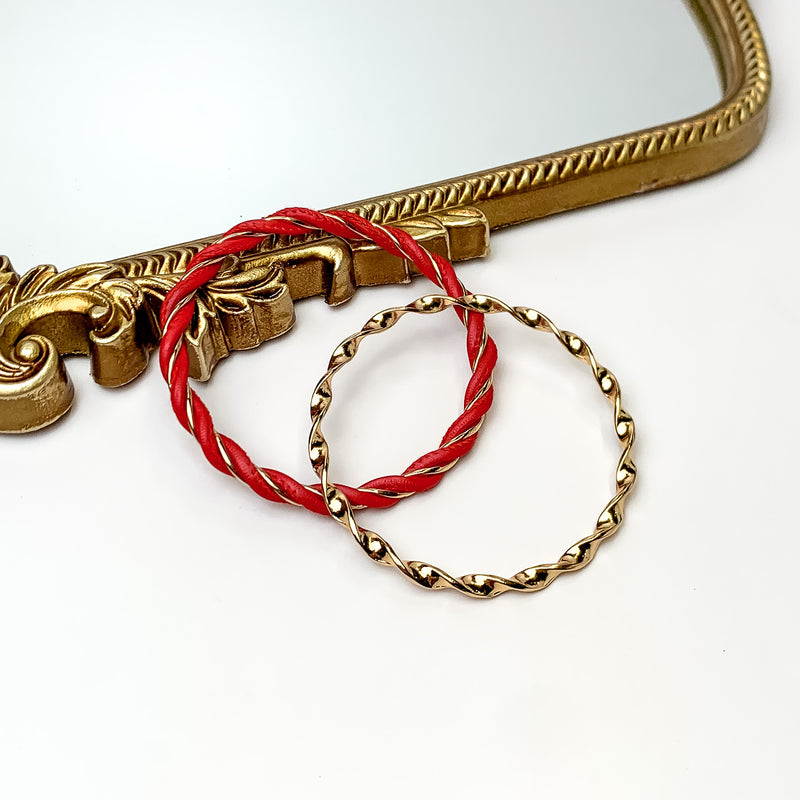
[0,0,768,432]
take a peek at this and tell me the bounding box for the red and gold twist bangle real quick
[158,208,498,516]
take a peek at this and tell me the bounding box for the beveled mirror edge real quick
[341,0,769,231]
[103,0,769,267]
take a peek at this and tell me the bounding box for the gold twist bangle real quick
[308,293,637,599]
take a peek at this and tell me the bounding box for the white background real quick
[1,1,798,797]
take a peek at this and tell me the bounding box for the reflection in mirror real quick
[0,0,719,269]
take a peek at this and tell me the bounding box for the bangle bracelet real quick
[309,293,637,598]
[159,209,498,515]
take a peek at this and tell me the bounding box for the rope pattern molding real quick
[159,208,497,516]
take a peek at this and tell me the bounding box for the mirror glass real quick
[0,0,719,269]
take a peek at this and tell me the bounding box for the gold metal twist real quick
[308,294,637,599]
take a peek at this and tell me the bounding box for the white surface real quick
[1,1,798,798]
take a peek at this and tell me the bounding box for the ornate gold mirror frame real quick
[0,0,770,433]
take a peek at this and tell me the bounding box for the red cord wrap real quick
[159,208,498,516]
